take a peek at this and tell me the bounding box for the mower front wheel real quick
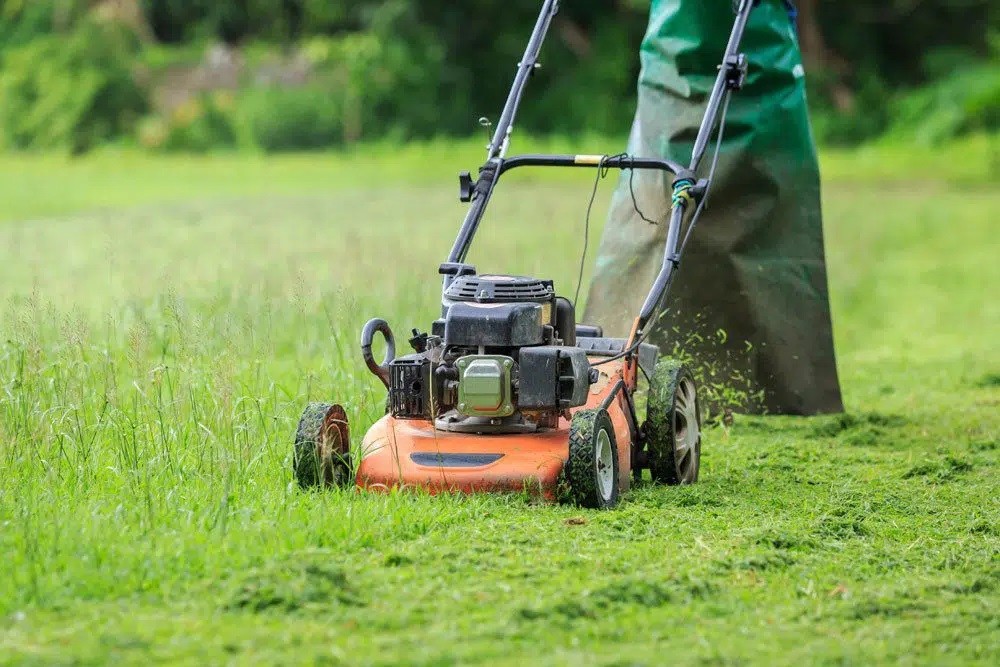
[293,402,352,489]
[564,409,620,509]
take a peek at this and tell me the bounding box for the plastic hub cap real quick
[596,428,614,500]
[674,376,699,480]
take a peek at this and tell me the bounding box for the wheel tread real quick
[645,360,701,485]
[564,409,620,509]
[293,402,351,488]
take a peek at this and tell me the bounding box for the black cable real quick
[589,347,634,367]
[588,287,672,369]
[703,90,731,206]
[573,152,664,308]
[574,153,622,308]
[627,160,661,226]
[589,329,650,367]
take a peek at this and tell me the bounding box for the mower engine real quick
[386,272,593,434]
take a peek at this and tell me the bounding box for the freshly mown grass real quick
[0,138,997,665]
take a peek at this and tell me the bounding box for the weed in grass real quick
[712,545,798,573]
[902,455,974,481]
[847,596,928,620]
[816,514,870,540]
[968,520,996,535]
[222,553,364,613]
[518,575,715,621]
[383,553,414,567]
[751,528,818,552]
[976,372,1000,388]
[940,573,999,596]
[970,438,997,452]
[807,411,908,439]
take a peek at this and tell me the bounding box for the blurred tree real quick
[0,16,147,152]
[796,0,854,110]
[0,0,994,149]
[91,0,153,41]
[796,0,993,140]
[129,0,992,125]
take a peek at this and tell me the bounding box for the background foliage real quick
[0,0,996,152]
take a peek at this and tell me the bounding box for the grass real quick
[0,132,995,223]
[0,137,997,665]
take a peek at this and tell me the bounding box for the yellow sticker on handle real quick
[574,154,605,165]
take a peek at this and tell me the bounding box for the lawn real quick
[0,136,997,665]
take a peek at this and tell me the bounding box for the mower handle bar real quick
[496,154,685,177]
[445,0,758,345]
[487,0,560,160]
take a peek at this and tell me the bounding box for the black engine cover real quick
[444,301,545,348]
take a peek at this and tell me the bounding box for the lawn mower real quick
[293,0,758,508]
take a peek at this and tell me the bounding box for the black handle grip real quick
[360,318,395,389]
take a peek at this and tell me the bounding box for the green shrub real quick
[141,0,298,43]
[887,61,1000,145]
[238,85,344,151]
[0,0,88,51]
[808,69,893,146]
[0,19,147,153]
[138,92,242,153]
[237,26,443,152]
[809,61,1000,147]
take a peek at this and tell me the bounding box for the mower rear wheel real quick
[645,360,701,485]
[293,402,352,488]
[564,409,620,509]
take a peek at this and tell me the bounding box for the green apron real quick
[584,0,843,415]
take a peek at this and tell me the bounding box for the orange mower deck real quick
[357,358,635,498]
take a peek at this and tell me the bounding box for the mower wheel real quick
[293,402,352,489]
[564,408,620,509]
[645,360,701,485]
